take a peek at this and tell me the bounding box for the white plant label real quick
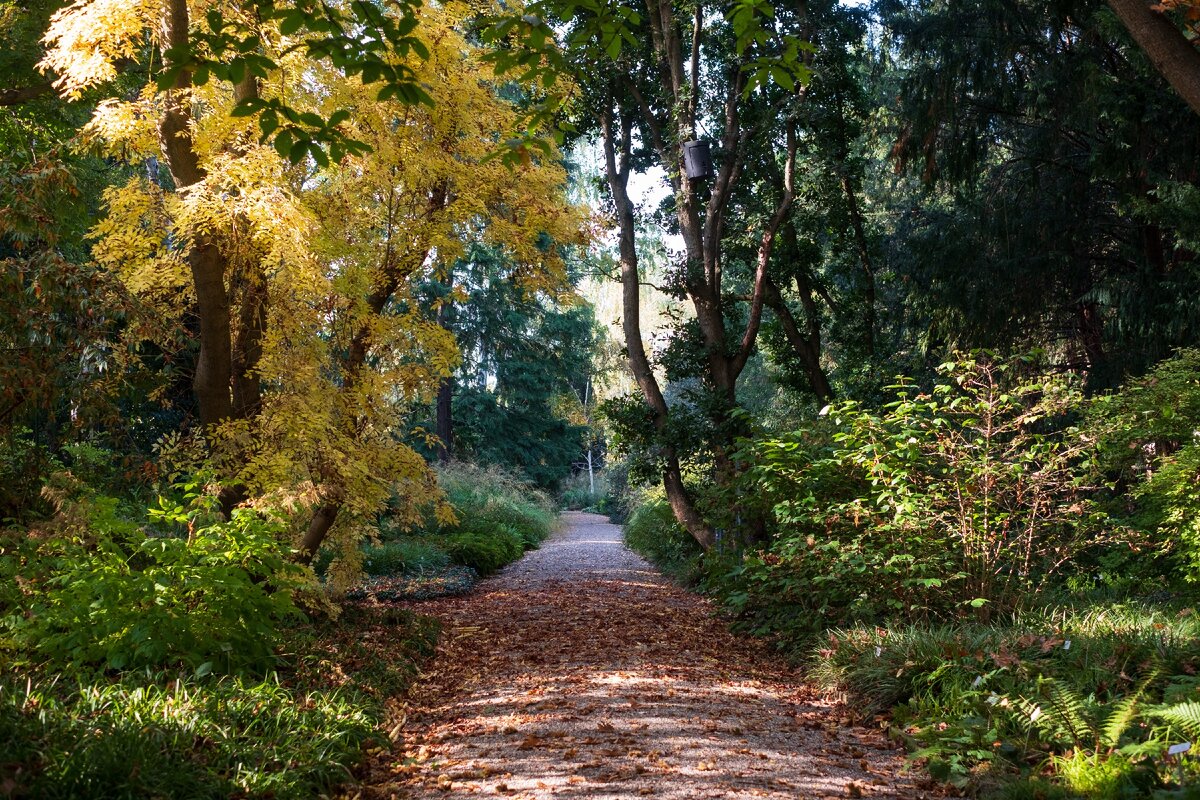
[1029,706,1043,722]
[972,676,984,688]
[1063,640,1071,650]
[1168,743,1192,756]
[875,646,882,657]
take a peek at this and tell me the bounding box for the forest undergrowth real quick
[621,353,1200,799]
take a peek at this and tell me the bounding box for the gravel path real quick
[360,512,934,799]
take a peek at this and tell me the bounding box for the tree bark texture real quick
[763,276,834,401]
[1107,0,1200,117]
[602,104,716,550]
[159,0,236,431]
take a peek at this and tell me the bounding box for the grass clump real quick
[435,462,556,549]
[1,605,439,800]
[361,539,449,577]
[388,462,557,581]
[445,526,524,576]
[0,673,377,800]
[325,462,558,599]
[622,490,703,583]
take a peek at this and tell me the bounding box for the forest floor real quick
[355,512,940,799]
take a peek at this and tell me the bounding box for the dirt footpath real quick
[358,512,934,799]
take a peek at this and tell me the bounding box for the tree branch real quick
[731,120,797,378]
[0,81,54,107]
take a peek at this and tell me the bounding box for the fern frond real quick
[1045,679,1093,747]
[1100,670,1158,749]
[1148,700,1200,741]
[1099,695,1139,749]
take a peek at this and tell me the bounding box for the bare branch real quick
[731,120,797,378]
[0,81,54,107]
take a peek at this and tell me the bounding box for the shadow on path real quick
[356,512,937,800]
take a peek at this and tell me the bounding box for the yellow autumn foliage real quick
[48,0,589,575]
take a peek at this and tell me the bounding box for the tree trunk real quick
[602,103,716,550]
[299,500,341,561]
[1107,0,1200,117]
[1076,301,1107,375]
[435,377,454,463]
[0,81,53,107]
[763,277,834,401]
[159,0,235,431]
[231,265,266,420]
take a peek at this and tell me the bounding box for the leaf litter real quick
[352,512,952,799]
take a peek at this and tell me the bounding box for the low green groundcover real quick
[0,672,378,800]
[348,565,479,601]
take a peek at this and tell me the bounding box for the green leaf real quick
[273,129,294,159]
[288,139,310,163]
[605,35,621,60]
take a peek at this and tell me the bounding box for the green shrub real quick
[727,355,1110,637]
[0,428,56,522]
[1090,348,1200,587]
[361,539,449,577]
[469,496,553,549]
[623,491,703,583]
[445,526,523,576]
[0,671,378,800]
[383,463,554,578]
[436,463,555,535]
[1,485,304,672]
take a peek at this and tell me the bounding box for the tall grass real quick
[622,490,703,583]
[0,672,378,799]
[559,470,611,511]
[434,461,557,547]
[361,539,449,576]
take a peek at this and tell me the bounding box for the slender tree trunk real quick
[298,186,450,561]
[584,379,595,498]
[1107,0,1200,117]
[187,248,235,429]
[435,377,454,463]
[1076,301,1107,375]
[299,500,342,559]
[602,103,716,549]
[763,277,834,401]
